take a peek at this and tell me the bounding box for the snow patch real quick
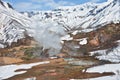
[82,63,120,80]
[0,61,50,79]
[72,30,79,35]
[86,63,120,74]
[90,45,120,62]
[79,38,88,45]
[24,77,36,80]
[61,35,73,41]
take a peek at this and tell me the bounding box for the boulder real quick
[89,37,100,46]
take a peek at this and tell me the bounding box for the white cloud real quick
[58,0,75,6]
[13,0,75,11]
[90,0,101,2]
[14,2,42,11]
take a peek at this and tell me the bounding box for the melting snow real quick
[86,63,120,74]
[61,35,73,41]
[71,63,120,80]
[24,77,36,80]
[0,61,50,80]
[83,63,120,80]
[72,30,79,35]
[90,44,120,62]
[79,38,88,45]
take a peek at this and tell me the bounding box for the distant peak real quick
[0,0,13,9]
[7,3,13,9]
[108,0,120,2]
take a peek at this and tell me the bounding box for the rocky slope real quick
[0,0,119,80]
[0,0,32,48]
[25,0,120,31]
[24,0,120,62]
[62,23,120,62]
[0,0,120,63]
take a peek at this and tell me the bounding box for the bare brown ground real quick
[5,58,114,80]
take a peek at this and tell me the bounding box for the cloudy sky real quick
[4,0,107,11]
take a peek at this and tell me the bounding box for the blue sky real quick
[4,0,107,11]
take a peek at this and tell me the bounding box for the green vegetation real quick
[22,47,40,60]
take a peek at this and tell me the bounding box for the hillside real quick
[23,0,120,62]
[0,0,120,80]
[0,0,32,48]
[0,0,119,62]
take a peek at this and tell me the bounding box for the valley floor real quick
[0,23,119,80]
[0,56,119,80]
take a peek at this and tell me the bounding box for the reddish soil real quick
[6,58,114,80]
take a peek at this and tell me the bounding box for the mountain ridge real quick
[0,0,32,48]
[25,0,120,31]
[0,0,120,59]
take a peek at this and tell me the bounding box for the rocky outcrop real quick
[61,23,120,58]
[89,37,99,46]
[0,0,32,49]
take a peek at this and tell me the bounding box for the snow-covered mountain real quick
[22,0,120,56]
[0,0,32,48]
[25,0,120,31]
[0,0,120,59]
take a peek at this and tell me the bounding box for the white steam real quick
[31,20,66,56]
